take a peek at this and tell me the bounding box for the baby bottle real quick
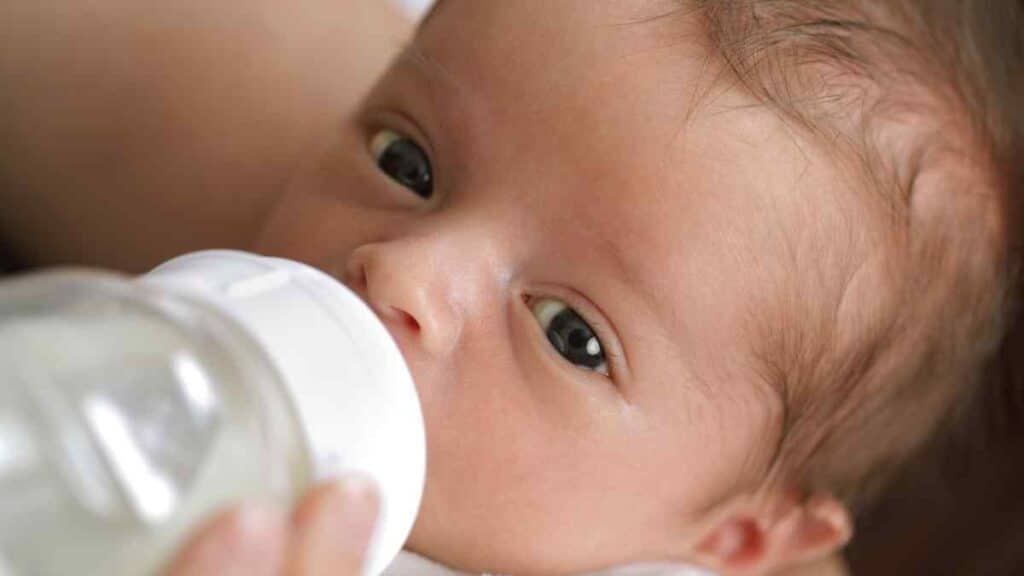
[0,251,426,576]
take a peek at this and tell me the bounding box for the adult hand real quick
[163,476,379,576]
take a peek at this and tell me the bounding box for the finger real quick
[162,505,288,576]
[286,476,380,576]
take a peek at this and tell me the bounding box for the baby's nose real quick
[345,240,463,358]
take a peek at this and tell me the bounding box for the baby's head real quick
[256,1,1021,573]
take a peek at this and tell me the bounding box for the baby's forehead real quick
[409,1,866,381]
[418,0,704,91]
[414,3,861,231]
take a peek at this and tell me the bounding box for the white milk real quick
[0,252,425,576]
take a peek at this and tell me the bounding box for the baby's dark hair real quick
[691,0,1023,512]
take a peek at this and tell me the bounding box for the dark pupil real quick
[546,308,605,370]
[378,138,433,199]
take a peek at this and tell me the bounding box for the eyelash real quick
[365,117,624,385]
[524,291,623,383]
[370,128,435,198]
[365,109,434,151]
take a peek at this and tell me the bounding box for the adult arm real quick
[0,0,412,272]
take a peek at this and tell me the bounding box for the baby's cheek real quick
[645,370,784,515]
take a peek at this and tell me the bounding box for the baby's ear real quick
[692,493,851,575]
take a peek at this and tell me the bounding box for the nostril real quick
[391,307,421,334]
[345,260,368,293]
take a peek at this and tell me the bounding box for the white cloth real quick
[384,551,714,576]
[384,551,466,575]
[391,0,434,19]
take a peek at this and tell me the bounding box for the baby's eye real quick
[370,129,434,200]
[530,298,609,377]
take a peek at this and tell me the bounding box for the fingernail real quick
[293,475,379,576]
[337,473,377,505]
[336,473,379,538]
[309,475,379,547]
[233,504,288,538]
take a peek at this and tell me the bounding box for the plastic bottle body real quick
[0,271,309,576]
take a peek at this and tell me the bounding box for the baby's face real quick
[256,0,855,572]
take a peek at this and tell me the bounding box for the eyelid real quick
[363,107,438,165]
[363,110,442,205]
[524,285,630,383]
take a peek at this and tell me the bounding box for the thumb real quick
[287,475,380,576]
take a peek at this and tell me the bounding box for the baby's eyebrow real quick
[601,236,668,345]
[401,46,448,85]
[394,43,488,133]
[396,46,661,330]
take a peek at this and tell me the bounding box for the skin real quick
[257,1,855,574]
[0,0,412,271]
[0,0,855,574]
[163,478,379,576]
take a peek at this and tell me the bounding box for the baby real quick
[2,1,1021,575]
